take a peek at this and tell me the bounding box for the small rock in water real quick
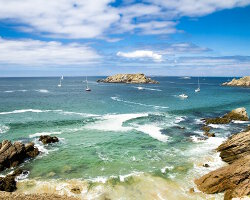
[189,188,195,194]
[204,132,215,137]
[39,135,59,144]
[71,186,81,194]
[203,164,210,168]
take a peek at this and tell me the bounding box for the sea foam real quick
[0,125,9,134]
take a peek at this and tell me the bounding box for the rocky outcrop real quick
[201,125,215,137]
[195,128,250,199]
[217,130,250,164]
[0,141,39,172]
[39,135,59,144]
[195,155,250,200]
[97,73,159,84]
[222,76,250,87]
[0,169,24,192]
[205,107,249,124]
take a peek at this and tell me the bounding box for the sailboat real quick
[85,76,91,92]
[195,77,200,93]
[58,76,63,87]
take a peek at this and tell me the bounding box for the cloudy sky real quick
[0,0,250,77]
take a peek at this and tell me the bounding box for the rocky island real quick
[195,108,250,200]
[222,76,250,87]
[97,73,159,84]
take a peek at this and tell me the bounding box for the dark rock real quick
[0,169,23,192]
[70,186,81,194]
[0,140,39,172]
[203,163,210,167]
[201,126,211,132]
[39,135,59,145]
[204,132,215,137]
[189,188,195,194]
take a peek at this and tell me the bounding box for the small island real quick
[222,76,250,87]
[97,73,159,84]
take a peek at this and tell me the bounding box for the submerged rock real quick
[0,141,39,172]
[97,73,159,84]
[222,76,250,87]
[39,135,59,145]
[205,107,249,124]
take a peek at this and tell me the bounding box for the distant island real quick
[97,73,159,84]
[222,76,250,87]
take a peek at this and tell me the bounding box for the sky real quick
[0,0,250,77]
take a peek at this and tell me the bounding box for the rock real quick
[97,73,159,84]
[201,126,211,132]
[195,155,250,199]
[39,135,59,145]
[189,188,195,194]
[205,107,249,124]
[70,186,81,194]
[204,132,215,137]
[203,163,210,167]
[0,169,23,192]
[217,130,250,164]
[0,140,39,172]
[222,76,250,87]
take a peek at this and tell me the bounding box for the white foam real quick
[119,172,143,182]
[4,90,14,93]
[175,116,186,124]
[232,120,249,124]
[135,124,169,142]
[36,89,49,93]
[29,131,62,138]
[111,97,168,109]
[0,125,9,134]
[208,124,229,129]
[58,111,98,117]
[133,86,162,91]
[0,109,48,115]
[3,90,27,93]
[86,113,148,132]
[190,135,205,143]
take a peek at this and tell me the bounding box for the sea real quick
[0,76,249,199]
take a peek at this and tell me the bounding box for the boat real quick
[85,76,91,92]
[179,94,188,99]
[61,76,64,80]
[58,78,62,87]
[137,86,144,90]
[195,77,200,92]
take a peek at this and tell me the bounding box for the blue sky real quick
[0,0,249,77]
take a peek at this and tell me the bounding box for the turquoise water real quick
[0,77,249,197]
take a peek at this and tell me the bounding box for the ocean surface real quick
[0,76,250,199]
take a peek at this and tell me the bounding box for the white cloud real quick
[0,0,249,38]
[0,38,100,66]
[117,50,162,62]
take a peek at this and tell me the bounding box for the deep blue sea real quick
[0,76,249,199]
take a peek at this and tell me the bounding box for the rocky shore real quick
[222,76,250,87]
[97,73,159,84]
[195,108,250,200]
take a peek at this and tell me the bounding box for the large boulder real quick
[0,169,24,192]
[205,107,249,124]
[195,155,250,200]
[217,130,250,164]
[39,135,59,145]
[0,141,39,172]
[222,76,250,87]
[97,73,159,84]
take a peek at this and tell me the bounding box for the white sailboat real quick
[85,76,91,92]
[58,77,62,87]
[61,76,64,80]
[179,94,188,99]
[195,77,200,93]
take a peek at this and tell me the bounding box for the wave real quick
[0,125,9,134]
[174,116,186,124]
[161,165,174,173]
[29,131,62,138]
[3,89,28,93]
[133,86,162,91]
[0,109,51,115]
[86,113,148,132]
[135,124,169,142]
[111,97,168,109]
[36,89,49,93]
[208,124,229,130]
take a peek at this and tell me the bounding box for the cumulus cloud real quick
[0,37,100,66]
[0,0,249,38]
[117,50,162,62]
